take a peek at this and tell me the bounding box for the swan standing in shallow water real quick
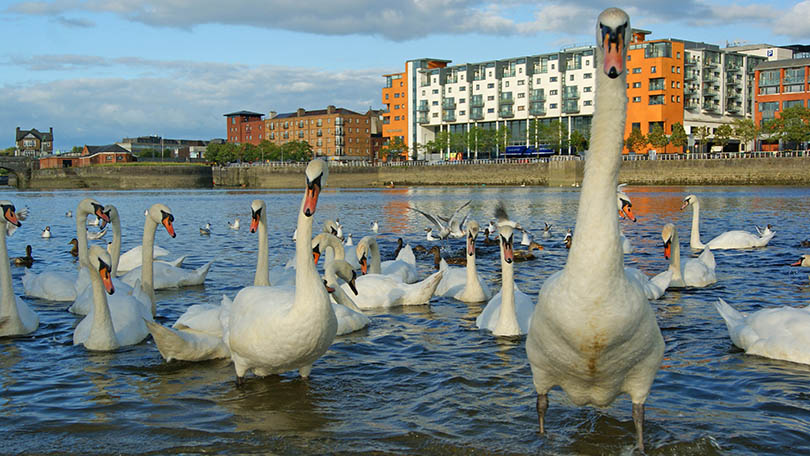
[0,201,38,337]
[715,298,810,365]
[662,223,717,288]
[682,194,775,250]
[224,160,337,383]
[435,220,492,302]
[526,9,663,452]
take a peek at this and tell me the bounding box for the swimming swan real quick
[0,202,38,337]
[681,194,775,250]
[662,223,717,288]
[435,220,492,302]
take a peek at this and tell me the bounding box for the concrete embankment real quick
[28,165,212,190]
[213,156,810,188]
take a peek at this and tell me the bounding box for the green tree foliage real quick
[624,128,647,154]
[494,126,511,156]
[1,146,16,156]
[731,118,759,152]
[280,141,313,162]
[71,146,84,154]
[763,106,810,148]
[380,137,407,161]
[670,122,688,153]
[714,123,734,149]
[647,124,669,153]
[540,120,569,154]
[569,129,589,153]
[695,126,711,153]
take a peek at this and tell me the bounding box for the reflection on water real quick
[0,186,809,454]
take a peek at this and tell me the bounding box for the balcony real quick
[530,91,546,102]
[498,106,514,118]
[417,103,429,112]
[529,102,546,116]
[702,102,719,112]
[702,73,718,83]
[703,87,719,97]
[335,128,344,136]
[470,108,484,120]
[726,104,741,113]
[442,110,456,122]
[562,89,580,100]
[499,94,514,104]
[685,73,698,82]
[417,114,429,124]
[759,77,780,87]
[685,58,698,67]
[470,96,484,107]
[562,102,579,114]
[685,101,700,111]
[442,99,456,109]
[784,76,806,85]
[703,60,719,69]
[728,91,742,100]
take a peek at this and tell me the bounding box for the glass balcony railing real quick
[417,114,429,124]
[442,99,456,109]
[529,102,545,116]
[562,101,579,113]
[417,103,429,112]
[470,108,484,120]
[702,102,719,111]
[470,96,484,107]
[498,94,514,104]
[529,91,546,102]
[498,106,514,118]
[442,110,456,122]
[783,76,806,85]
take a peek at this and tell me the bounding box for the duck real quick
[228,218,240,230]
[514,241,543,262]
[223,159,337,383]
[563,229,572,249]
[715,298,810,365]
[525,10,663,453]
[482,228,499,246]
[72,246,152,351]
[541,222,552,239]
[435,220,492,302]
[791,254,809,267]
[0,201,38,337]
[69,238,79,257]
[409,200,470,239]
[11,245,34,268]
[662,223,717,288]
[41,226,51,238]
[800,239,810,248]
[199,223,211,236]
[23,198,110,302]
[428,245,465,268]
[356,236,418,284]
[681,194,775,250]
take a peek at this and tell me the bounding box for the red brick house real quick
[39,144,135,169]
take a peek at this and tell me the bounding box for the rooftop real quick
[755,57,810,71]
[223,110,264,117]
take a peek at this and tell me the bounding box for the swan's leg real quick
[235,376,245,387]
[536,393,548,434]
[632,402,645,453]
[299,364,312,378]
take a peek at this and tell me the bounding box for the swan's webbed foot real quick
[632,402,645,453]
[536,393,548,435]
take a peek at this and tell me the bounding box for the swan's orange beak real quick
[99,261,115,295]
[360,255,368,275]
[622,205,636,223]
[94,203,110,223]
[467,234,475,256]
[312,246,320,265]
[162,212,176,238]
[664,240,671,260]
[791,259,802,266]
[3,206,20,227]
[250,208,261,233]
[601,23,626,78]
[303,175,322,217]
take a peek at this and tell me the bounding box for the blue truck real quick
[504,145,554,158]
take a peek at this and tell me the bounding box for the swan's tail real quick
[145,319,229,362]
[648,269,673,300]
[714,298,751,350]
[180,261,213,286]
[698,247,716,270]
[164,255,187,268]
[397,244,417,267]
[400,270,444,305]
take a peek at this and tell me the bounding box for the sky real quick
[2,0,809,151]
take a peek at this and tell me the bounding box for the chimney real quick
[269,111,277,119]
[327,105,335,114]
[297,108,305,117]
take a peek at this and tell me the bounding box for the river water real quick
[1,184,809,455]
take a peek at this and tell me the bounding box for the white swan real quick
[624,267,672,301]
[662,223,717,288]
[114,244,174,275]
[229,218,240,230]
[435,220,492,302]
[476,218,534,336]
[73,246,152,351]
[41,226,51,238]
[682,194,775,250]
[0,202,38,337]
[526,10,663,452]
[225,159,337,382]
[356,236,418,284]
[23,198,110,302]
[715,298,810,365]
[324,259,369,336]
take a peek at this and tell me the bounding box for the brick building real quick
[39,144,134,169]
[15,127,53,157]
[224,111,266,145]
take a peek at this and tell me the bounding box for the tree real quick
[380,137,407,162]
[732,118,759,152]
[569,129,589,153]
[695,126,711,153]
[763,106,810,149]
[540,120,569,154]
[1,146,16,156]
[528,119,543,147]
[624,129,646,155]
[495,126,511,157]
[466,126,484,159]
[70,146,83,154]
[670,122,688,153]
[714,123,734,150]
[281,141,313,162]
[647,124,669,154]
[448,131,467,159]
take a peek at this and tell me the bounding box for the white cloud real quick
[776,1,810,40]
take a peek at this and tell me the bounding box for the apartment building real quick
[117,136,212,159]
[265,106,377,161]
[753,57,810,128]
[15,127,53,157]
[224,111,265,145]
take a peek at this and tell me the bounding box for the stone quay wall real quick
[28,165,213,190]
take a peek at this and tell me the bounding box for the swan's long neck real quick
[668,230,684,283]
[369,239,382,274]
[0,225,20,324]
[326,269,361,312]
[495,244,518,334]
[86,264,118,350]
[689,201,705,249]
[566,52,626,283]
[76,208,91,267]
[326,236,346,263]
[465,237,482,294]
[110,217,121,277]
[141,217,157,315]
[254,208,270,287]
[293,195,328,313]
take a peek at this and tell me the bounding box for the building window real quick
[459,110,466,115]
[487,108,494,113]
[649,77,665,91]
[394,93,400,98]
[432,89,439,94]
[432,100,438,106]
[649,94,664,105]
[632,122,641,131]
[549,103,557,109]
[517,93,525,98]
[632,96,641,103]
[432,112,439,117]
[584,86,592,92]
[550,76,558,82]
[584,73,592,79]
[570,74,575,81]
[549,89,558,95]
[632,82,641,88]
[460,86,466,91]
[517,80,525,85]
[487,95,495,101]
[487,83,495,88]
[632,68,641,74]
[650,66,657,73]
[517,106,525,111]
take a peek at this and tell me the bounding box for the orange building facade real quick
[382,72,408,152]
[753,58,810,128]
[624,30,685,154]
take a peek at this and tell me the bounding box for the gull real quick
[200,223,211,236]
[409,200,471,240]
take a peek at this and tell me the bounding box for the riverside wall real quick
[212,156,810,188]
[28,165,213,190]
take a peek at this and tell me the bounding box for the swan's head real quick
[617,193,636,222]
[88,245,115,295]
[304,159,328,217]
[78,198,110,224]
[791,254,810,267]
[326,260,359,296]
[250,199,265,233]
[312,232,339,265]
[466,220,480,256]
[596,8,630,79]
[497,225,515,264]
[661,223,677,259]
[0,201,21,228]
[681,194,698,210]
[323,220,339,237]
[356,236,377,275]
[147,203,176,238]
[101,204,119,229]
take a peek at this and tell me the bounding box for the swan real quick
[525,10,663,452]
[324,259,369,335]
[409,200,470,239]
[343,267,443,310]
[624,267,672,301]
[435,221,491,302]
[41,226,51,238]
[199,223,211,236]
[87,228,107,240]
[715,298,810,365]
[73,246,152,351]
[229,218,240,230]
[12,245,34,268]
[356,236,418,284]
[23,198,110,302]
[0,202,38,337]
[147,199,271,363]
[682,194,775,250]
[662,223,717,288]
[425,227,438,241]
[225,159,337,382]
[791,254,809,267]
[114,244,173,275]
[476,216,534,336]
[541,223,552,239]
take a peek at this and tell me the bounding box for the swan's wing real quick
[395,244,416,267]
[409,206,446,231]
[87,228,107,240]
